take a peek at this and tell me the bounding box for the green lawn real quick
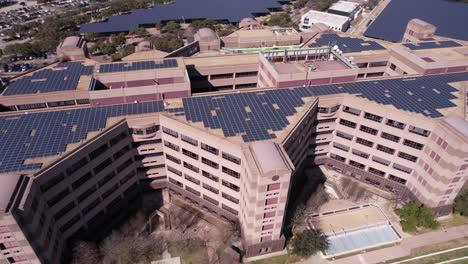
[394,247,468,264]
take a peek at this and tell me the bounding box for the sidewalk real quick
[329,224,468,264]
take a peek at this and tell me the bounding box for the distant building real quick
[221,28,301,49]
[194,28,221,52]
[301,10,350,32]
[56,36,88,61]
[402,18,437,43]
[328,0,362,20]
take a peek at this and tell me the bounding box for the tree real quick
[129,28,147,36]
[290,229,329,257]
[162,21,181,34]
[147,35,183,52]
[454,188,468,216]
[71,241,100,264]
[395,201,439,233]
[265,13,293,27]
[190,20,217,30]
[113,33,126,46]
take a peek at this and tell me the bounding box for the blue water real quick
[325,224,400,256]
[364,0,468,42]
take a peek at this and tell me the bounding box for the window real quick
[78,186,97,202]
[41,173,65,193]
[83,198,100,215]
[393,163,412,174]
[222,180,239,192]
[66,157,88,176]
[59,214,80,233]
[186,186,200,196]
[339,119,357,128]
[98,171,116,187]
[381,132,400,142]
[116,158,133,173]
[352,149,369,159]
[389,175,407,185]
[203,183,218,194]
[47,188,70,207]
[377,144,395,155]
[93,158,112,174]
[369,61,387,67]
[360,125,378,135]
[222,204,238,215]
[386,119,406,130]
[202,157,219,169]
[389,63,397,70]
[222,152,241,165]
[120,171,135,185]
[102,183,119,199]
[403,139,424,150]
[169,178,183,187]
[201,143,219,155]
[184,174,200,185]
[113,145,131,160]
[132,128,144,135]
[336,131,353,140]
[181,134,198,146]
[342,106,361,116]
[164,141,180,151]
[364,112,383,123]
[72,172,93,189]
[368,167,385,177]
[182,149,198,160]
[267,183,280,191]
[330,153,345,162]
[356,137,373,147]
[145,125,159,134]
[333,142,350,152]
[317,118,337,124]
[372,156,390,166]
[222,166,240,179]
[202,170,219,182]
[222,192,239,204]
[203,195,219,205]
[54,202,75,221]
[349,160,365,169]
[162,127,178,138]
[408,126,430,137]
[211,73,233,80]
[184,162,199,173]
[398,152,418,162]
[167,166,182,176]
[166,154,181,164]
[262,224,274,230]
[89,144,109,160]
[264,211,276,218]
[236,71,258,77]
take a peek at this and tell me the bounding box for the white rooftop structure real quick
[329,1,360,13]
[301,10,350,32]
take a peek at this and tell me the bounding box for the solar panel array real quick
[365,0,468,42]
[0,72,467,173]
[3,62,94,96]
[402,40,462,50]
[80,0,287,33]
[308,33,385,53]
[98,59,178,73]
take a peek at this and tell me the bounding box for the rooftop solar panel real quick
[308,33,385,53]
[80,0,288,34]
[98,59,178,73]
[2,62,94,96]
[0,72,467,173]
[402,40,463,50]
[364,0,468,42]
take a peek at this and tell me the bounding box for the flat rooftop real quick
[0,72,466,174]
[1,61,95,96]
[328,1,360,13]
[303,10,349,24]
[308,33,387,53]
[184,53,258,67]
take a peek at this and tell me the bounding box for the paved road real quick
[329,224,468,264]
[348,0,391,36]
